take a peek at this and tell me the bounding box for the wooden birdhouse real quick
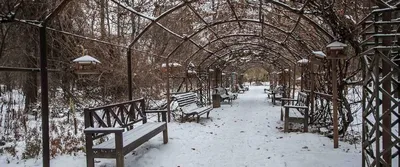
[297,58,309,66]
[311,51,326,65]
[72,55,101,75]
[326,41,348,59]
[160,62,182,74]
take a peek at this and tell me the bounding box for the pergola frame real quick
[2,0,398,167]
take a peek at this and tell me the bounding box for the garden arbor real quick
[1,0,399,166]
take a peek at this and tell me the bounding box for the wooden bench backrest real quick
[215,87,227,95]
[173,92,198,107]
[297,92,310,106]
[84,98,146,140]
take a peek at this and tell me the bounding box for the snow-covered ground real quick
[1,86,361,167]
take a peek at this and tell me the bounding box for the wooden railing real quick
[304,90,334,125]
[84,98,146,140]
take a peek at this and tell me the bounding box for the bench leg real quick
[206,111,210,118]
[116,155,124,167]
[197,114,200,123]
[163,127,168,144]
[284,107,289,133]
[304,109,309,132]
[85,135,94,167]
[280,108,283,121]
[115,133,124,167]
[86,154,94,167]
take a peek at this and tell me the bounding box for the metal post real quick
[381,10,392,166]
[292,65,296,99]
[208,68,211,105]
[39,25,50,167]
[287,69,291,98]
[127,48,133,100]
[166,58,171,122]
[185,64,189,92]
[300,65,304,91]
[332,59,339,148]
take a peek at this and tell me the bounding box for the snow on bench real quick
[172,92,212,123]
[280,92,310,132]
[84,99,168,167]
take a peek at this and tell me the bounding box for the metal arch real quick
[199,43,293,69]
[226,60,272,73]
[229,61,271,74]
[217,55,287,71]
[118,0,334,49]
[204,47,285,66]
[217,52,289,71]
[190,19,308,51]
[179,18,314,55]
[205,53,285,71]
[265,0,334,40]
[197,42,296,66]
[123,1,190,48]
[198,45,294,72]
[163,18,313,63]
[182,34,303,65]
[204,49,287,70]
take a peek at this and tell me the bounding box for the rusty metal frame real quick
[0,0,345,165]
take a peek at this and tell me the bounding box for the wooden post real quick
[381,10,392,165]
[185,65,189,92]
[301,65,305,91]
[332,59,339,148]
[309,57,315,119]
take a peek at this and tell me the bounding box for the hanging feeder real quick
[72,55,101,75]
[326,41,348,59]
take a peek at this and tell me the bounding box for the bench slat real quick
[93,122,166,150]
[283,105,308,109]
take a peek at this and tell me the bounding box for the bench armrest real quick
[144,110,168,122]
[280,98,297,101]
[84,127,124,134]
[282,105,308,109]
[144,110,168,113]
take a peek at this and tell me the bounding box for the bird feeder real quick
[326,41,347,149]
[297,58,309,66]
[187,69,197,77]
[160,62,182,74]
[72,55,101,75]
[326,41,348,59]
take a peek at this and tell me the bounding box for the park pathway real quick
[101,86,360,167]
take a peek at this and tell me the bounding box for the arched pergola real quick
[2,0,399,166]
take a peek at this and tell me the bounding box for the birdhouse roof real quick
[312,51,326,58]
[73,55,101,63]
[161,62,182,67]
[297,58,309,64]
[326,41,347,48]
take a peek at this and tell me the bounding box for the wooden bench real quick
[84,98,168,167]
[215,87,234,104]
[172,92,213,123]
[270,86,284,105]
[280,92,310,132]
[238,85,246,93]
[225,88,238,100]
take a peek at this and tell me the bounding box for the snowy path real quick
[2,86,361,167]
[117,86,361,167]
